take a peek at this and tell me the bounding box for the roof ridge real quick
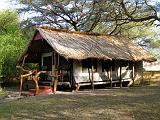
[38,26,121,37]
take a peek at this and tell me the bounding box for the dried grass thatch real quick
[35,27,156,62]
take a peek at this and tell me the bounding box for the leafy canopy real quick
[0,10,27,79]
[16,0,160,33]
[15,0,160,48]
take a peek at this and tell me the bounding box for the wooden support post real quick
[141,61,144,86]
[88,68,91,90]
[141,67,144,86]
[88,67,94,91]
[70,60,73,86]
[53,52,59,94]
[132,62,135,86]
[17,65,23,96]
[19,69,23,96]
[110,65,112,88]
[91,65,94,91]
[19,72,33,96]
[19,75,23,96]
[33,78,39,95]
[119,64,122,88]
[18,54,28,96]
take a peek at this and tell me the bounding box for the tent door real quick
[41,52,54,81]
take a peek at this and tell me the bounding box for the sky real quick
[0,0,12,10]
[0,0,29,20]
[0,0,160,10]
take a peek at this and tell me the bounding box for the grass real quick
[0,89,7,97]
[0,86,160,120]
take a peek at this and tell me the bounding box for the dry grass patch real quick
[0,86,160,120]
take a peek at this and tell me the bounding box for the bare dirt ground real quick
[0,85,160,120]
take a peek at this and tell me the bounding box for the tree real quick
[115,22,160,47]
[15,0,160,48]
[0,10,27,82]
[16,0,160,33]
[17,0,102,31]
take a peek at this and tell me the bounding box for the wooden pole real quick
[53,51,59,94]
[110,65,112,88]
[141,61,144,86]
[19,68,23,96]
[70,60,73,86]
[119,64,122,88]
[91,65,94,91]
[19,75,23,96]
[33,77,39,95]
[19,72,33,96]
[18,54,27,96]
[132,62,135,86]
[88,68,92,89]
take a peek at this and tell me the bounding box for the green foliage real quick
[0,88,7,96]
[151,40,160,48]
[126,24,160,48]
[94,21,160,48]
[17,0,160,32]
[0,10,27,80]
[22,26,36,40]
[0,11,19,34]
[121,23,160,48]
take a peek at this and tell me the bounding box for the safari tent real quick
[18,27,156,94]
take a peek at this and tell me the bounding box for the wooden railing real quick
[16,66,47,96]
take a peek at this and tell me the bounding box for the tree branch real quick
[121,0,160,22]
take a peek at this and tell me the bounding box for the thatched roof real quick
[20,27,156,63]
[39,27,156,62]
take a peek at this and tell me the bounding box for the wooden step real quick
[21,91,35,96]
[39,86,52,90]
[21,86,53,96]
